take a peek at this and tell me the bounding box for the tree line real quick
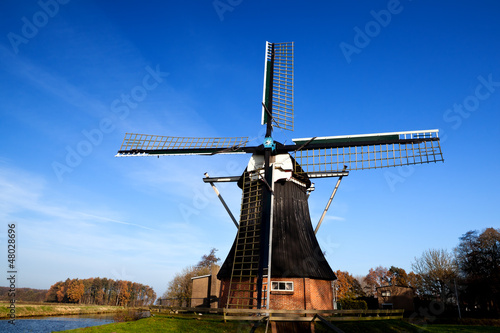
[46,277,156,306]
[161,228,499,317]
[334,227,499,316]
[0,287,47,302]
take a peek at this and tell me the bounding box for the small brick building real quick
[376,285,415,312]
[191,265,220,308]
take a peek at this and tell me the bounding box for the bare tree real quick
[163,266,199,304]
[354,275,369,297]
[197,248,220,271]
[412,248,457,303]
[162,248,221,305]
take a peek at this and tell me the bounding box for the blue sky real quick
[0,0,499,297]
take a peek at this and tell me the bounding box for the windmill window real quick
[271,281,294,291]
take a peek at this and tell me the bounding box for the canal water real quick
[0,314,116,333]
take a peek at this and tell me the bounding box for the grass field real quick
[62,315,266,333]
[420,325,500,333]
[0,302,127,318]
[59,315,500,333]
[333,321,500,333]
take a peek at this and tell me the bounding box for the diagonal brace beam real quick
[204,173,239,228]
[314,166,348,235]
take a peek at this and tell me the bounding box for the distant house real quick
[190,265,220,308]
[376,285,414,312]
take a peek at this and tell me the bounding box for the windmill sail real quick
[262,41,294,131]
[116,133,249,156]
[290,129,443,175]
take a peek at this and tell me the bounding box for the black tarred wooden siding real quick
[218,171,336,281]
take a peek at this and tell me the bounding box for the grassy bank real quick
[0,302,127,318]
[59,315,500,333]
[331,320,500,333]
[62,315,265,333]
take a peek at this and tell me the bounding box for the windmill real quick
[116,42,444,311]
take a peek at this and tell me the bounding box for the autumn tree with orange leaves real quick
[335,270,364,299]
[67,279,85,303]
[46,278,156,306]
[363,266,390,296]
[116,280,131,306]
[56,284,66,302]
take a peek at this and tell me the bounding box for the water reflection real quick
[0,314,115,333]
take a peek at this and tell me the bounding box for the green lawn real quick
[62,315,267,333]
[331,320,500,333]
[417,324,500,333]
[61,315,500,333]
[325,320,423,332]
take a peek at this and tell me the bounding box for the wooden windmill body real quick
[216,151,337,310]
[116,42,444,311]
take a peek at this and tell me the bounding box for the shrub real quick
[113,309,150,322]
[338,298,368,310]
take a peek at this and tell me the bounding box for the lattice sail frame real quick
[116,133,249,156]
[262,41,294,131]
[292,129,443,174]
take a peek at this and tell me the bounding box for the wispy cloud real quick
[0,44,109,120]
[76,212,156,231]
[0,163,210,294]
[324,215,345,221]
[0,164,45,218]
[0,164,154,232]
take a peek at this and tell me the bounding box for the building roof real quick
[376,285,414,290]
[191,274,211,280]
